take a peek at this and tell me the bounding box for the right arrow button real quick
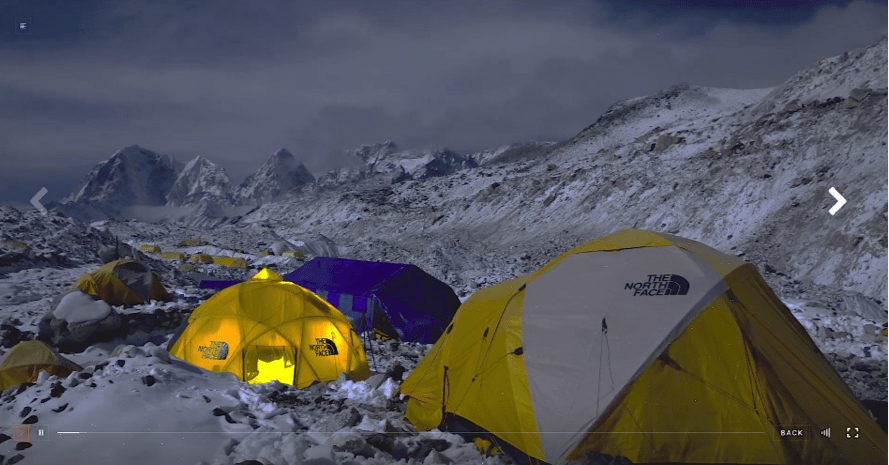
[828,187,846,216]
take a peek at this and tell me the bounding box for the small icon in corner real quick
[12,425,29,441]
[32,425,49,441]
[820,427,831,438]
[15,18,32,35]
[846,426,859,438]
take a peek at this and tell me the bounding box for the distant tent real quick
[213,256,248,269]
[161,252,186,260]
[168,268,370,388]
[0,341,83,390]
[178,263,195,272]
[283,258,460,344]
[72,259,170,306]
[3,241,30,249]
[188,253,214,263]
[283,251,304,257]
[138,245,162,253]
[179,238,201,247]
[400,229,888,464]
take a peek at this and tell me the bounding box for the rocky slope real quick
[232,37,887,310]
[165,156,234,207]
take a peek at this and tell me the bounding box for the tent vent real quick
[512,347,523,355]
[483,328,488,338]
[727,290,736,302]
[518,284,526,291]
[446,324,454,334]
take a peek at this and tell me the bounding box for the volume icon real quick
[820,427,831,438]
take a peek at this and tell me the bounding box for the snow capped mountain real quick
[236,149,315,205]
[242,37,887,302]
[165,156,233,207]
[316,141,478,188]
[57,145,183,221]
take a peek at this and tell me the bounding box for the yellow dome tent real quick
[169,268,370,388]
[282,251,304,257]
[400,229,887,464]
[179,238,201,247]
[212,256,248,269]
[0,341,83,390]
[72,259,170,306]
[188,253,214,263]
[162,252,186,260]
[138,245,162,253]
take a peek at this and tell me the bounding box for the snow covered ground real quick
[0,248,885,465]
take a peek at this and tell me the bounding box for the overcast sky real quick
[0,0,885,205]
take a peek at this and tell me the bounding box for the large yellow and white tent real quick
[169,268,370,388]
[400,229,887,464]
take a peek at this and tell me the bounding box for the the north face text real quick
[624,274,690,296]
[198,341,229,360]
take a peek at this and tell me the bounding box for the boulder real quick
[38,291,123,352]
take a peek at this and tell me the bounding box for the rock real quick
[234,461,264,465]
[19,407,30,418]
[387,363,406,382]
[783,100,801,113]
[654,134,684,153]
[366,433,395,454]
[841,295,885,321]
[212,407,236,424]
[38,292,123,352]
[6,453,24,465]
[0,433,9,444]
[424,450,452,464]
[142,375,156,387]
[50,383,65,397]
[333,438,378,459]
[411,438,450,461]
[22,415,37,425]
[52,403,68,413]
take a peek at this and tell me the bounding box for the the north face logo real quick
[624,274,690,296]
[310,338,339,356]
[198,341,229,360]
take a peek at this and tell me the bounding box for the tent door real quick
[243,345,297,385]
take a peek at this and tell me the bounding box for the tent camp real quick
[283,251,304,257]
[188,253,214,263]
[72,259,170,306]
[400,229,887,464]
[0,341,83,390]
[169,268,370,388]
[138,245,162,253]
[179,238,201,247]
[283,258,461,344]
[212,256,248,269]
[162,252,186,260]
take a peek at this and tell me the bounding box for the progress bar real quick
[57,431,769,435]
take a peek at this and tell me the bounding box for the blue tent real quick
[282,257,460,344]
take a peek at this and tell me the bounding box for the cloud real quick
[1,0,885,203]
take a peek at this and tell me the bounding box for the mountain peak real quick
[236,149,315,205]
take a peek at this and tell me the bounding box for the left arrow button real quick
[30,187,48,216]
